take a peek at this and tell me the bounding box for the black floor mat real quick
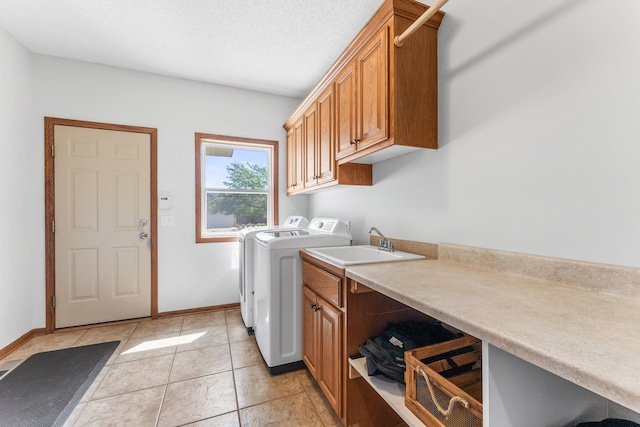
[0,341,120,427]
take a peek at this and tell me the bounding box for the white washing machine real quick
[238,216,309,333]
[253,218,352,374]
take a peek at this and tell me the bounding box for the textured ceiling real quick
[0,0,392,98]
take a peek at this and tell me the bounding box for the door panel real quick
[114,247,140,296]
[115,173,139,228]
[54,125,151,328]
[70,248,98,300]
[70,170,98,230]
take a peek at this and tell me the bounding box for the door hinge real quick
[52,296,56,309]
[52,220,55,233]
[51,145,55,157]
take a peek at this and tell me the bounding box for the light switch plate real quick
[160,215,174,227]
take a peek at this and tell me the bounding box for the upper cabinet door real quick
[286,127,296,193]
[335,62,358,161]
[293,117,305,192]
[303,103,318,188]
[316,85,336,184]
[357,27,389,151]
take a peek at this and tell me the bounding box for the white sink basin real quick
[305,245,425,266]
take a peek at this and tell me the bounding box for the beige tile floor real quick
[0,308,343,427]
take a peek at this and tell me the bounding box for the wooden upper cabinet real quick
[316,86,336,184]
[336,26,389,161]
[286,116,305,195]
[304,85,336,189]
[303,103,318,189]
[294,120,305,190]
[284,0,444,192]
[335,62,358,160]
[286,127,296,194]
[356,27,388,152]
[286,82,371,195]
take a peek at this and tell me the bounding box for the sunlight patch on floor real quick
[121,332,207,354]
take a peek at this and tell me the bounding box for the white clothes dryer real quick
[238,216,309,333]
[253,218,352,374]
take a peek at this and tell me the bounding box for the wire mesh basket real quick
[405,334,483,427]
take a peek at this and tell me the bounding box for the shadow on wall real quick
[438,0,587,146]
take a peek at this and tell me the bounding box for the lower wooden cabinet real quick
[302,285,320,379]
[301,260,346,420]
[301,251,437,426]
[319,295,343,412]
[303,285,343,415]
[302,253,435,425]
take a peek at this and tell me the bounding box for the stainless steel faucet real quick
[368,227,394,252]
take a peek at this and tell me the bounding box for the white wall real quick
[485,344,640,426]
[31,56,307,322]
[310,0,640,268]
[0,27,38,348]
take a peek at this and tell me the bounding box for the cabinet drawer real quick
[302,261,343,307]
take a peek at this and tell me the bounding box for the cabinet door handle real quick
[354,138,360,143]
[310,303,321,312]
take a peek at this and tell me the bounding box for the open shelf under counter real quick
[348,356,424,426]
[345,243,640,424]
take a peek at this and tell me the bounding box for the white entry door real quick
[54,125,151,328]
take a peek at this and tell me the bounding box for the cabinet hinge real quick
[52,220,55,233]
[51,145,55,157]
[52,296,56,309]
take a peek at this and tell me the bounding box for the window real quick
[195,133,278,242]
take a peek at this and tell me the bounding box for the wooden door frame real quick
[44,117,159,333]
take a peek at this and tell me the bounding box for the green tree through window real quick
[208,162,267,225]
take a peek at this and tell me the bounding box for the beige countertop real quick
[344,244,640,415]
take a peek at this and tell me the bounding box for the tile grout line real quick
[225,309,243,426]
[154,384,170,427]
[154,316,185,427]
